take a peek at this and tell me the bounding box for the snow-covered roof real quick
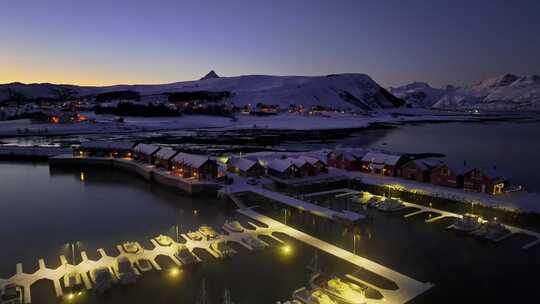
[80,141,134,150]
[362,152,402,166]
[155,147,178,160]
[172,152,213,168]
[267,158,297,173]
[298,156,326,166]
[483,168,507,181]
[407,158,443,170]
[228,158,259,171]
[329,148,367,160]
[133,143,161,155]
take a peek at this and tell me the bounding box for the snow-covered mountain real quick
[389,82,446,108]
[0,72,404,111]
[392,74,540,111]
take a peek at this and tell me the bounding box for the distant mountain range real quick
[390,74,540,111]
[0,72,404,111]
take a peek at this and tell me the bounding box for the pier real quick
[315,188,540,250]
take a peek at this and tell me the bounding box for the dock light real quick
[281,245,291,255]
[80,172,85,182]
[169,267,181,277]
[68,293,74,300]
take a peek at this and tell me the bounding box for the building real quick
[361,152,406,176]
[76,141,135,158]
[430,164,473,188]
[463,168,507,194]
[133,143,161,163]
[171,152,218,181]
[227,158,266,177]
[289,158,316,177]
[298,156,328,174]
[326,149,366,171]
[154,147,179,170]
[267,159,300,179]
[400,158,444,182]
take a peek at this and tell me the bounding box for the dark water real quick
[0,162,362,304]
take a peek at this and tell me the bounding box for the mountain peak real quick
[200,70,220,80]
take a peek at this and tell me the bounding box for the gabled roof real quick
[133,143,161,155]
[362,151,403,166]
[228,158,260,171]
[267,158,298,173]
[481,168,507,181]
[155,147,179,160]
[406,158,444,170]
[172,152,214,168]
[80,140,134,150]
[328,148,367,160]
[298,156,327,166]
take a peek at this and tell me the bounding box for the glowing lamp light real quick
[281,245,291,255]
[169,267,181,277]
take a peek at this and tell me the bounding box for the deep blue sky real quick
[1,0,539,87]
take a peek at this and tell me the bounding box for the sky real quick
[1,0,539,88]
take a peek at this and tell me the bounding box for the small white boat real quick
[452,214,483,232]
[91,267,114,294]
[175,245,200,265]
[187,231,204,241]
[1,284,23,304]
[211,240,236,258]
[135,258,153,272]
[223,220,244,233]
[377,198,404,212]
[199,225,219,239]
[471,221,511,241]
[122,242,140,254]
[155,234,174,246]
[293,287,337,304]
[366,196,382,208]
[63,271,84,297]
[310,274,367,304]
[242,236,267,250]
[114,257,138,285]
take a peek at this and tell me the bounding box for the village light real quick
[169,267,181,278]
[281,244,292,255]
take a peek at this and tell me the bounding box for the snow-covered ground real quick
[0,110,526,138]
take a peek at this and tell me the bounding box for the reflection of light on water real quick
[79,172,85,182]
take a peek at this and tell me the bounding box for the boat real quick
[187,231,204,241]
[241,235,267,250]
[135,258,153,272]
[122,242,140,254]
[91,267,114,293]
[310,274,367,304]
[293,287,337,304]
[199,225,219,239]
[211,240,237,257]
[452,214,483,232]
[471,221,511,241]
[366,196,382,208]
[155,234,174,246]
[223,220,244,233]
[377,198,404,212]
[174,244,200,265]
[63,271,84,297]
[1,284,23,304]
[114,257,138,284]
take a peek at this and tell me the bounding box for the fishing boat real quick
[114,257,138,284]
[91,267,114,294]
[122,242,140,254]
[471,221,511,241]
[187,231,204,241]
[211,240,237,257]
[155,234,174,246]
[199,225,220,239]
[452,214,483,232]
[293,287,337,304]
[366,196,382,208]
[135,258,153,272]
[1,284,23,304]
[223,220,244,233]
[377,198,405,212]
[174,244,200,265]
[64,271,84,297]
[310,274,367,304]
[241,235,267,250]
